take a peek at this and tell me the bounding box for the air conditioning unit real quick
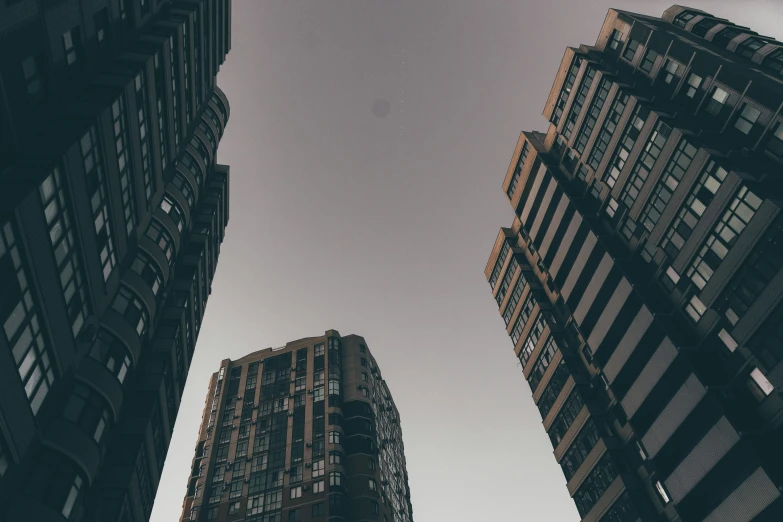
[226,461,233,469]
[287,412,294,417]
[284,468,290,473]
[305,442,312,448]
[290,367,296,372]
[307,389,313,395]
[244,479,250,484]
[305,462,311,468]
[302,485,308,491]
[237,395,242,400]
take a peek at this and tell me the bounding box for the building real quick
[485,5,783,522]
[0,1,231,521]
[180,330,414,522]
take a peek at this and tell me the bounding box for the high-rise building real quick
[0,1,231,521]
[180,331,414,522]
[486,5,783,522]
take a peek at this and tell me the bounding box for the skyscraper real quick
[486,5,783,522]
[0,1,231,521]
[180,330,414,522]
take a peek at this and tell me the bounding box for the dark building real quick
[486,5,783,522]
[0,1,231,521]
[180,330,414,522]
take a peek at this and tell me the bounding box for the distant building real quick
[0,1,231,521]
[486,5,783,522]
[180,331,414,522]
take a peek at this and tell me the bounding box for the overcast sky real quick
[151,1,781,520]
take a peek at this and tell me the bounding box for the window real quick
[691,18,718,38]
[313,480,324,493]
[360,357,367,367]
[639,48,658,73]
[735,104,761,134]
[153,53,169,169]
[329,471,343,488]
[495,257,519,306]
[528,337,560,392]
[574,78,611,155]
[661,160,728,258]
[160,196,184,233]
[685,186,762,290]
[560,419,601,481]
[622,39,640,61]
[655,480,671,504]
[684,73,703,98]
[712,27,742,49]
[705,87,729,116]
[562,68,597,139]
[39,167,90,336]
[620,121,671,208]
[312,503,325,517]
[312,459,325,478]
[81,127,117,280]
[599,491,639,522]
[489,241,511,289]
[135,444,153,517]
[661,59,679,84]
[361,372,368,382]
[737,37,767,59]
[373,501,380,514]
[228,501,241,515]
[763,48,783,76]
[229,480,243,499]
[551,57,583,126]
[130,252,162,297]
[61,475,84,519]
[368,458,376,470]
[328,379,340,395]
[639,138,698,232]
[169,35,180,145]
[510,294,536,346]
[547,390,585,447]
[146,220,174,263]
[608,29,624,50]
[236,440,249,458]
[94,8,109,48]
[673,10,696,28]
[536,360,570,419]
[604,105,650,188]
[314,343,325,356]
[112,286,148,337]
[313,386,324,402]
[21,55,43,104]
[172,172,195,209]
[368,478,377,491]
[605,197,619,218]
[574,455,619,516]
[328,431,341,445]
[89,330,131,383]
[111,96,138,236]
[63,28,80,65]
[290,486,302,499]
[506,143,530,199]
[519,315,546,368]
[134,72,156,200]
[289,509,301,521]
[766,122,783,159]
[1,222,57,415]
[587,92,630,170]
[63,383,112,443]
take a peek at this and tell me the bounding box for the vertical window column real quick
[81,127,117,280]
[111,97,138,236]
[134,71,156,200]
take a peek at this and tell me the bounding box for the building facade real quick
[180,331,414,522]
[486,5,783,522]
[0,1,231,521]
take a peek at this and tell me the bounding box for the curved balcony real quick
[165,185,194,227]
[213,86,231,128]
[102,309,143,365]
[123,270,159,324]
[75,357,125,421]
[152,208,183,258]
[42,418,101,484]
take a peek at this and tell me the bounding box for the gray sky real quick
[151,1,781,520]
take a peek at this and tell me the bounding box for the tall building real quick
[0,1,231,521]
[180,330,414,522]
[486,5,783,522]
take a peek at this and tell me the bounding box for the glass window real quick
[587,92,630,170]
[502,272,527,325]
[691,18,718,37]
[737,37,767,58]
[712,26,743,48]
[312,480,324,493]
[495,257,519,306]
[130,252,163,297]
[62,382,112,443]
[81,127,117,280]
[763,48,783,76]
[39,167,90,336]
[89,329,132,383]
[562,68,597,140]
[314,343,325,356]
[620,121,671,208]
[21,55,43,104]
[547,390,585,447]
[134,71,155,199]
[111,286,149,337]
[765,121,783,159]
[560,419,601,481]
[551,57,583,126]
[604,105,650,188]
[639,138,698,232]
[63,28,80,65]
[673,10,696,28]
[661,59,679,84]
[289,508,301,521]
[598,491,639,522]
[506,143,530,199]
[61,475,84,518]
[519,314,547,368]
[0,222,56,415]
[574,78,611,155]
[111,95,138,235]
[661,160,728,258]
[153,52,169,169]
[536,360,570,419]
[608,29,624,50]
[705,87,729,116]
[312,459,325,478]
[489,241,511,289]
[622,39,640,61]
[146,220,175,263]
[639,48,658,73]
[172,172,195,209]
[510,294,536,346]
[528,337,560,392]
[312,503,325,517]
[685,73,703,98]
[735,104,762,134]
[290,486,302,499]
[328,431,340,445]
[329,471,343,488]
[685,186,762,291]
[574,455,619,516]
